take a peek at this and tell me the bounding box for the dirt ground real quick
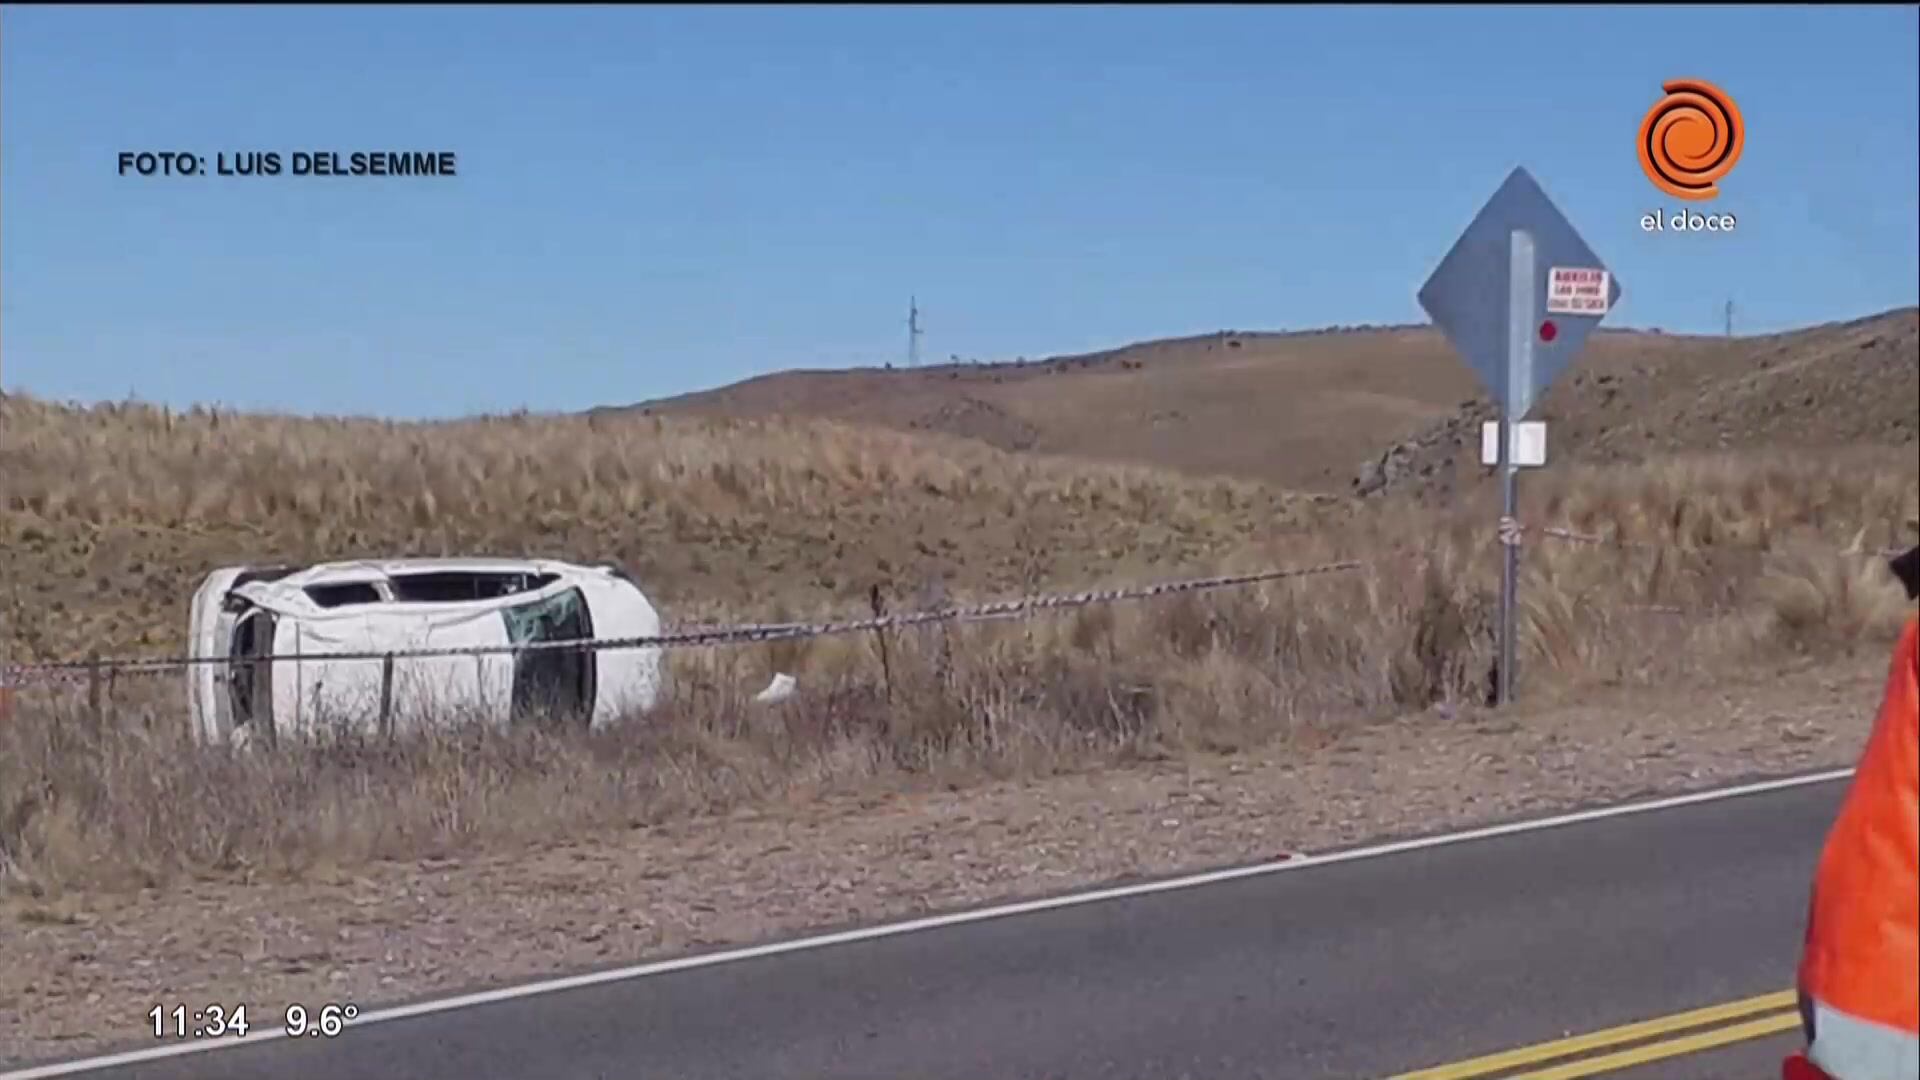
[0,652,1887,1068]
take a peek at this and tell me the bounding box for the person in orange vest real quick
[1785,530,1919,1080]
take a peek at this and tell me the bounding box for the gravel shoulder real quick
[0,654,1886,1067]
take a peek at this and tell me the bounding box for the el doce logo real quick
[1638,78,1744,201]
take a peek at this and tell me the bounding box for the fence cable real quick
[2,522,1909,688]
[1,556,1391,685]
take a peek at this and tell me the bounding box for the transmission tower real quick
[907,296,924,369]
[1725,299,1734,337]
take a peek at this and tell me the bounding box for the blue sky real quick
[3,4,1916,418]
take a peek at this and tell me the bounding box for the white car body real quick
[185,557,663,744]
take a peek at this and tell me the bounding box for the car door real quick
[501,586,596,729]
[227,607,278,745]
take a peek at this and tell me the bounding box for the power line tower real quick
[906,296,924,369]
[1725,299,1735,337]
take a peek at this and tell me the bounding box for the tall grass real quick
[1,394,1913,896]
[0,393,1333,659]
[4,505,1911,896]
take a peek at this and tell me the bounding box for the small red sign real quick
[1539,320,1559,342]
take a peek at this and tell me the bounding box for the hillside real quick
[1357,307,1920,500]
[0,399,1342,661]
[609,308,1920,497]
[3,308,1913,663]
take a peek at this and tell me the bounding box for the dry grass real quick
[0,392,1339,661]
[1,398,1912,897]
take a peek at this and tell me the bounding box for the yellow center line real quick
[1388,989,1797,1079]
[1511,1011,1802,1079]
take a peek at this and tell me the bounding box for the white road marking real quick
[0,767,1855,1079]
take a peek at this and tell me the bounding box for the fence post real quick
[379,653,396,740]
[869,582,894,706]
[85,652,103,735]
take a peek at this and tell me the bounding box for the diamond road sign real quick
[1417,166,1623,419]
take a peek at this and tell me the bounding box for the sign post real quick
[1417,167,1622,706]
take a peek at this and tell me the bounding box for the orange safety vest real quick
[1797,613,1920,1037]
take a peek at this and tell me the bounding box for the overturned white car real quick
[186,557,664,744]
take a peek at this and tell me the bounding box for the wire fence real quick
[1523,522,1909,558]
[0,557,1390,686]
[0,518,1910,693]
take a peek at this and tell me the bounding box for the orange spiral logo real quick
[1638,79,1744,201]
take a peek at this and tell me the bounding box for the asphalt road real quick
[1611,1029,1802,1080]
[18,775,1846,1080]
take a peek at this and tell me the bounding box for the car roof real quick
[268,557,595,588]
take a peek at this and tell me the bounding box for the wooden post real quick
[869,582,894,706]
[85,652,103,735]
[379,653,396,739]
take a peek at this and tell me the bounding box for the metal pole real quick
[1497,411,1518,708]
[1500,229,1536,708]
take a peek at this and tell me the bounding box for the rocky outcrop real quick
[1353,399,1496,499]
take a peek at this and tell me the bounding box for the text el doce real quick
[1641,208,1736,233]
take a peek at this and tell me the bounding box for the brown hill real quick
[2,308,1911,662]
[608,308,1920,498]
[1358,307,1919,500]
